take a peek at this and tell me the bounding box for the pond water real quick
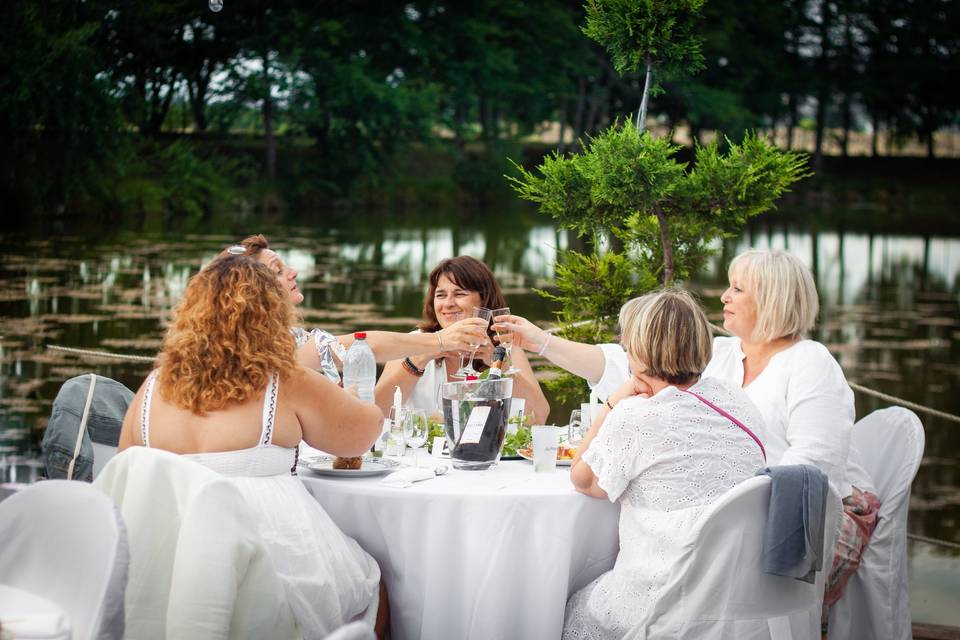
[1,205,957,624]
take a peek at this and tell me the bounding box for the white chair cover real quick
[90,441,118,480]
[642,475,842,640]
[828,407,924,640]
[323,621,376,640]
[94,447,299,640]
[0,479,128,640]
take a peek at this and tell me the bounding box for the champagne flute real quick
[490,307,520,374]
[454,307,493,378]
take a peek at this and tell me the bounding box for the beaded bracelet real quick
[402,357,425,377]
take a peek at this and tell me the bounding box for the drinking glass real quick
[490,307,520,374]
[403,409,429,466]
[453,307,492,378]
[567,409,585,448]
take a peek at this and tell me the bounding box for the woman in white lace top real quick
[564,289,767,639]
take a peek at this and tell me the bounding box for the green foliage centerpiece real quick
[507,0,810,405]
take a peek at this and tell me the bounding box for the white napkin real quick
[380,467,435,488]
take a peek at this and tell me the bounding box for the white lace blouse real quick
[591,337,866,497]
[563,377,767,638]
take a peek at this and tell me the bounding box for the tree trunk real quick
[840,92,851,157]
[263,50,276,181]
[926,131,935,159]
[871,113,880,156]
[655,208,674,285]
[786,93,797,150]
[813,0,832,172]
[573,76,587,147]
[557,100,568,153]
[637,60,653,132]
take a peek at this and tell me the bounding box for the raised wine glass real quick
[490,307,520,374]
[453,307,492,378]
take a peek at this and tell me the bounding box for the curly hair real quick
[157,253,299,415]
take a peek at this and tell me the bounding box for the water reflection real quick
[0,216,958,613]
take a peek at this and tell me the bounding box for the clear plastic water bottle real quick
[342,332,376,404]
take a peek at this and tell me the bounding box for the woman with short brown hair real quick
[375,255,550,424]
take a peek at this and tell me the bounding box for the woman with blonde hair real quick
[117,253,389,639]
[499,249,876,632]
[563,288,767,638]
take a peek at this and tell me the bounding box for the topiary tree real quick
[506,1,811,407]
[582,0,706,131]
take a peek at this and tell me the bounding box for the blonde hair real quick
[157,254,299,415]
[728,249,818,342]
[618,288,712,385]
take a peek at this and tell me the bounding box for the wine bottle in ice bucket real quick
[441,377,513,471]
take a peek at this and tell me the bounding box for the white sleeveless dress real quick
[140,371,381,639]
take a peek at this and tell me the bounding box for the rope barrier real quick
[907,533,960,551]
[47,345,156,363]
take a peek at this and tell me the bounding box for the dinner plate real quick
[304,456,400,477]
[516,449,573,467]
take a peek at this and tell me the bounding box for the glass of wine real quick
[567,409,585,449]
[453,307,492,378]
[490,307,520,374]
[403,409,429,466]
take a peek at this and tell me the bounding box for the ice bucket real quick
[440,378,513,470]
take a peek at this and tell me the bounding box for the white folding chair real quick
[828,407,924,640]
[94,447,298,640]
[643,475,842,640]
[0,480,128,640]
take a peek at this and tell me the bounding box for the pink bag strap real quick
[682,389,766,461]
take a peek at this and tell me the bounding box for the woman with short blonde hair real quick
[727,249,818,342]
[564,288,767,638]
[618,288,713,385]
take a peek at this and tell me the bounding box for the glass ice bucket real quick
[440,378,513,470]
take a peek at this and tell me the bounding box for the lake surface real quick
[1,205,957,624]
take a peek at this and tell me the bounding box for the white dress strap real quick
[260,373,279,446]
[140,370,160,448]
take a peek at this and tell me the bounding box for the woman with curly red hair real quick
[117,253,389,639]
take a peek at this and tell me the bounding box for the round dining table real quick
[300,458,621,640]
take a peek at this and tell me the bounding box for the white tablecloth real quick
[300,459,620,640]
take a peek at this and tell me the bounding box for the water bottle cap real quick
[354,332,367,339]
[465,374,479,381]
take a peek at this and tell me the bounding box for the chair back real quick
[828,407,924,640]
[0,480,128,639]
[642,475,842,640]
[94,447,298,640]
[851,407,924,507]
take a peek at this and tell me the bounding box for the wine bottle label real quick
[459,406,491,444]
[450,400,461,441]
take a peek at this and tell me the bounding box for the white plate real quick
[303,456,400,477]
[516,449,573,467]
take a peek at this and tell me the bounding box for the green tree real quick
[0,1,120,210]
[582,0,706,130]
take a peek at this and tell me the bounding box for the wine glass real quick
[567,409,585,449]
[453,307,492,378]
[403,409,429,466]
[490,307,520,374]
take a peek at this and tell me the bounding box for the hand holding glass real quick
[454,307,492,378]
[491,307,520,374]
